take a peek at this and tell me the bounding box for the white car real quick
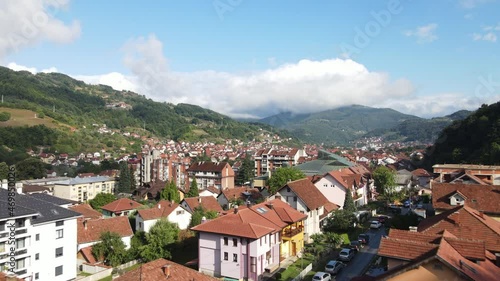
[313,272,332,281]
[370,220,382,229]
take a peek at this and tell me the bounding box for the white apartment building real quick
[0,189,81,281]
[52,176,116,202]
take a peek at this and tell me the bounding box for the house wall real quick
[314,177,347,209]
[135,215,157,233]
[387,260,462,281]
[78,236,131,252]
[53,180,115,203]
[277,189,320,241]
[167,207,191,230]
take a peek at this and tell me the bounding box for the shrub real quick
[0,112,11,122]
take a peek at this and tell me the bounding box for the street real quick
[334,226,385,281]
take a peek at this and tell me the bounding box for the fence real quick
[79,264,112,281]
[291,263,312,281]
[116,259,139,270]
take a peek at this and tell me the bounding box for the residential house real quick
[0,189,81,281]
[113,258,218,281]
[395,170,413,192]
[431,182,500,220]
[52,176,116,202]
[100,198,143,218]
[77,216,133,251]
[254,148,307,177]
[69,204,103,219]
[133,180,165,201]
[187,162,235,190]
[180,196,223,215]
[433,164,500,185]
[217,186,263,210]
[191,199,307,281]
[294,150,354,176]
[276,178,335,242]
[411,168,433,187]
[136,200,192,231]
[199,186,220,198]
[313,168,368,209]
[375,229,500,281]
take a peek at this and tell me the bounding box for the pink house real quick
[191,199,307,281]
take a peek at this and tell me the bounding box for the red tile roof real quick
[101,198,143,213]
[411,168,432,177]
[137,200,181,221]
[79,246,99,264]
[282,178,330,210]
[0,273,23,281]
[183,196,223,214]
[378,237,438,261]
[432,182,500,214]
[69,204,103,219]
[187,161,230,172]
[192,199,307,239]
[220,186,263,203]
[77,216,133,244]
[114,258,219,281]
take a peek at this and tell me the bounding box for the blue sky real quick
[1,0,500,118]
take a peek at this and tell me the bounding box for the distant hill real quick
[0,66,291,158]
[426,102,500,166]
[259,105,421,144]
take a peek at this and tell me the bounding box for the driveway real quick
[334,226,385,281]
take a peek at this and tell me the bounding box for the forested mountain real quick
[425,103,500,166]
[0,67,291,162]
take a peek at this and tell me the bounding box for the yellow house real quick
[280,219,305,259]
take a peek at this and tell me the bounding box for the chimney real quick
[267,202,273,210]
[409,226,417,232]
[198,197,202,204]
[83,219,88,230]
[275,195,281,200]
[201,216,207,224]
[234,205,239,214]
[162,264,171,277]
[246,200,251,208]
[158,204,161,209]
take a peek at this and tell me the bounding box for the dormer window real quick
[449,192,466,206]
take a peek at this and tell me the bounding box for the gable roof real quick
[281,178,330,210]
[192,199,307,239]
[77,216,133,244]
[29,192,77,206]
[219,186,262,203]
[114,258,218,281]
[411,168,432,177]
[432,183,500,214]
[69,204,103,219]
[101,198,143,213]
[187,161,229,173]
[137,200,183,221]
[182,196,223,214]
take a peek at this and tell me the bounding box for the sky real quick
[1,0,500,119]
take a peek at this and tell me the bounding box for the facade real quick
[100,198,143,218]
[254,148,307,177]
[217,187,262,211]
[136,200,192,231]
[77,216,133,251]
[433,164,500,185]
[140,149,190,189]
[0,190,81,281]
[313,168,369,209]
[187,162,235,190]
[191,199,307,281]
[52,176,116,203]
[276,178,333,242]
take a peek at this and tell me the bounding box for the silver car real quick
[325,260,345,274]
[338,248,355,262]
[313,272,332,281]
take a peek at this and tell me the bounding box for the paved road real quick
[334,227,385,281]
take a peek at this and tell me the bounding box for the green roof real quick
[295,150,354,176]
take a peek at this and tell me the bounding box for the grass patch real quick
[97,276,112,281]
[0,107,63,128]
[123,262,141,272]
[277,254,315,281]
[78,272,92,277]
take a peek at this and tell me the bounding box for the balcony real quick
[282,224,304,240]
[15,229,27,235]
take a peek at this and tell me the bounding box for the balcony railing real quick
[15,229,27,235]
[282,227,303,239]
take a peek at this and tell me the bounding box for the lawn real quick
[277,254,315,281]
[97,276,112,281]
[0,107,63,128]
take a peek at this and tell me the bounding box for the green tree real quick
[160,181,180,203]
[0,112,11,122]
[343,189,356,213]
[127,231,147,261]
[139,219,179,262]
[89,193,116,211]
[118,162,131,193]
[373,166,396,203]
[189,206,218,228]
[0,162,9,180]
[129,166,137,190]
[323,209,356,232]
[186,178,199,198]
[268,167,306,194]
[91,231,127,267]
[236,155,254,185]
[15,158,47,180]
[324,232,344,249]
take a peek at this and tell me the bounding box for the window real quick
[224,252,228,261]
[16,219,25,228]
[287,187,291,192]
[0,242,5,253]
[323,184,327,187]
[56,229,63,239]
[55,220,64,226]
[16,239,25,249]
[176,210,184,215]
[251,257,257,272]
[293,196,297,202]
[16,258,25,270]
[35,273,39,280]
[223,237,228,245]
[55,265,63,276]
[35,253,39,260]
[233,254,238,262]
[0,222,5,231]
[139,222,143,229]
[35,234,40,241]
[233,238,237,247]
[55,247,63,257]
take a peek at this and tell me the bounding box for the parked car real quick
[349,240,362,252]
[313,272,332,281]
[338,248,355,262]
[325,260,345,275]
[358,233,371,244]
[370,220,383,229]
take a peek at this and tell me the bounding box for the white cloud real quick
[472,32,497,42]
[404,23,438,44]
[459,0,494,9]
[73,72,138,92]
[5,62,58,74]
[0,0,80,60]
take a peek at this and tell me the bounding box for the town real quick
[1,136,499,281]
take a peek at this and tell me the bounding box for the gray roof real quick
[21,177,70,185]
[0,199,38,220]
[395,174,412,185]
[294,150,354,176]
[0,189,81,224]
[30,193,77,206]
[56,176,114,185]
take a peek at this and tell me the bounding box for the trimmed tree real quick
[89,193,116,211]
[186,178,199,198]
[343,189,356,213]
[118,162,131,193]
[373,166,397,203]
[139,219,179,262]
[268,167,306,195]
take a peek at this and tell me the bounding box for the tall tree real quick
[189,206,218,228]
[268,167,306,195]
[89,193,116,211]
[160,181,180,203]
[373,166,396,202]
[323,209,356,232]
[236,155,254,185]
[129,166,137,190]
[186,178,199,198]
[91,231,127,267]
[118,161,131,193]
[15,157,47,180]
[343,189,356,213]
[139,219,179,262]
[0,162,9,180]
